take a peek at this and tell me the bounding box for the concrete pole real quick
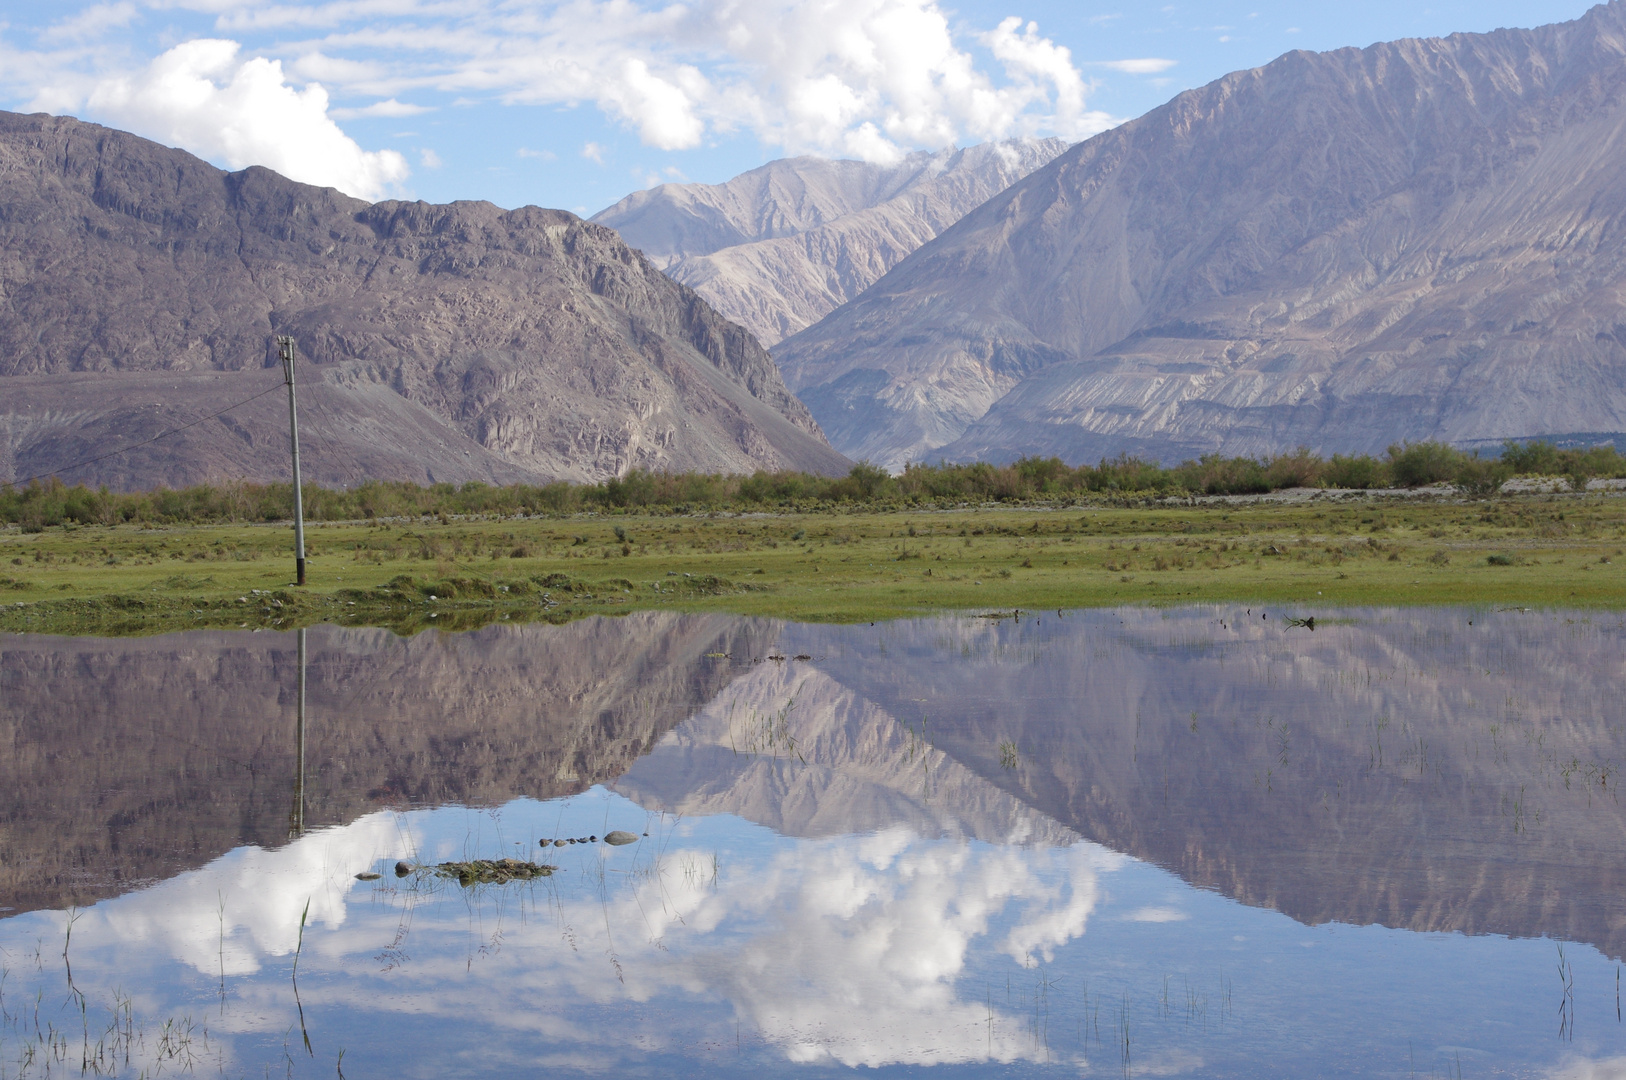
[277,336,307,586]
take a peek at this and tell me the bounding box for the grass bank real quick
[2,490,1625,635]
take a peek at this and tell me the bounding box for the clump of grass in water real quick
[291,897,309,979]
[1558,942,1576,1041]
[727,696,804,762]
[429,859,556,886]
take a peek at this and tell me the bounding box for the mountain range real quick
[11,3,1626,488]
[0,112,847,490]
[774,2,1626,469]
[591,140,1066,347]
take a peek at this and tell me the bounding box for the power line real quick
[6,381,287,489]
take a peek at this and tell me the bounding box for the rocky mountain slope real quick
[592,141,1066,345]
[776,3,1626,469]
[0,112,848,490]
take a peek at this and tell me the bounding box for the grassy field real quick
[2,490,1624,635]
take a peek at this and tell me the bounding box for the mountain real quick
[775,3,1626,470]
[591,140,1067,346]
[0,112,848,491]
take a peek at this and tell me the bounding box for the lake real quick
[2,606,1624,1077]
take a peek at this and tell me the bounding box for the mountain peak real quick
[593,138,1068,345]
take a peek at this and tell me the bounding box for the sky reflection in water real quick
[3,607,1626,1078]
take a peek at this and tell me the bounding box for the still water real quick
[2,608,1625,1078]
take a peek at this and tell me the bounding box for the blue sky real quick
[0,1,1599,215]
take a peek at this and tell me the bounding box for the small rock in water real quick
[554,839,567,847]
[355,871,382,881]
[538,838,550,847]
[395,861,413,877]
[604,831,638,846]
[589,835,598,842]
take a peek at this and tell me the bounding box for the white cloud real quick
[418,146,441,167]
[6,1,1115,182]
[40,1,138,42]
[202,0,1110,163]
[517,146,556,160]
[1093,57,1178,74]
[328,96,432,119]
[69,39,409,200]
[581,140,606,163]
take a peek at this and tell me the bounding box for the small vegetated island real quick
[3,439,1625,635]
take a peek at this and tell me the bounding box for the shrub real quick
[1387,441,1465,487]
[1321,454,1388,489]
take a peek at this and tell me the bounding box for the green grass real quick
[2,491,1625,635]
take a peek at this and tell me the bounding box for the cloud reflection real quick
[6,802,1113,1069]
[37,813,411,978]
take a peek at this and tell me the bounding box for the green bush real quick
[1322,454,1389,489]
[1387,442,1466,487]
[5,437,1616,525]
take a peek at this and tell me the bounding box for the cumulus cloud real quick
[177,0,1109,164]
[71,39,408,200]
[9,1,1115,173]
[563,0,1116,159]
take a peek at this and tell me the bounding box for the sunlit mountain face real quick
[3,607,1625,1077]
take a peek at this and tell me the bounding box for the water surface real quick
[2,607,1624,1077]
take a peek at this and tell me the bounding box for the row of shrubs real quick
[3,440,1622,529]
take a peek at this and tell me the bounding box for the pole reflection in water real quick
[289,626,306,841]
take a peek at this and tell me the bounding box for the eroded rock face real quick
[592,141,1066,346]
[777,4,1626,469]
[0,112,848,489]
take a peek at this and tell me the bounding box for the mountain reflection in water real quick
[1,607,1624,1078]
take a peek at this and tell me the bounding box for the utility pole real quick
[277,336,307,586]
